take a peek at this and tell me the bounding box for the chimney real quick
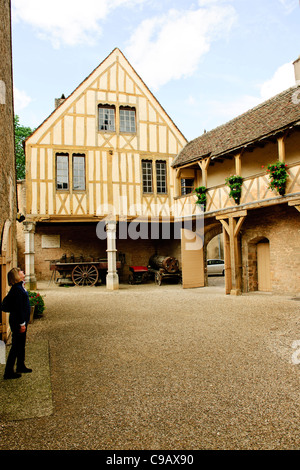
[55,94,66,109]
[293,56,300,84]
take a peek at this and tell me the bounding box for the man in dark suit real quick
[2,268,32,379]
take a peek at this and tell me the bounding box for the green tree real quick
[14,115,34,180]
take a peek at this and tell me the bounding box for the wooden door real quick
[257,241,271,292]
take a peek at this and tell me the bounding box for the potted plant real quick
[28,291,45,319]
[225,175,243,204]
[265,161,288,196]
[194,186,207,209]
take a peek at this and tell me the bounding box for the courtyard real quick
[0,280,299,450]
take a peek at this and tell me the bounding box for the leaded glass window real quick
[156,161,167,194]
[56,154,69,190]
[142,160,153,193]
[73,154,85,190]
[98,105,115,131]
[120,107,136,133]
[181,178,194,195]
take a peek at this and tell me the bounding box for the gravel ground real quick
[0,280,299,450]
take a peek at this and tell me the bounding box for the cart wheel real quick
[72,264,99,286]
[155,272,162,286]
[128,274,135,285]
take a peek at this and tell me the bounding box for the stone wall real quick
[0,0,17,276]
[0,0,16,237]
[242,204,300,295]
[17,219,181,284]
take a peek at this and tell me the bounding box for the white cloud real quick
[14,87,32,112]
[278,0,299,14]
[204,62,296,128]
[125,2,237,90]
[11,0,146,48]
[260,62,295,100]
[206,95,262,126]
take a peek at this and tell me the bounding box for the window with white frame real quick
[120,106,136,133]
[98,104,115,131]
[142,160,153,193]
[156,160,167,194]
[56,154,69,190]
[73,154,85,190]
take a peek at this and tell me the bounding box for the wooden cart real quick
[147,255,182,286]
[50,256,122,286]
[128,266,149,285]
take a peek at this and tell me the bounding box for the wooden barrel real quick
[149,255,179,273]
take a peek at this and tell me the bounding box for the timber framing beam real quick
[198,157,211,187]
[217,210,247,296]
[288,198,300,212]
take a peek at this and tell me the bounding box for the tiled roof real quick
[172,85,300,168]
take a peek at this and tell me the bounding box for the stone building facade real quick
[172,60,300,296]
[19,48,187,289]
[18,44,300,296]
[0,0,18,341]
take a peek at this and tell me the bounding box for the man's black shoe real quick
[17,367,32,373]
[3,372,22,380]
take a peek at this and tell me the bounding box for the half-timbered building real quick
[173,57,300,295]
[20,48,300,296]
[20,48,187,289]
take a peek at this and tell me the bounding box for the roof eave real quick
[172,120,300,169]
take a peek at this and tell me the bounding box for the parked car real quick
[207,259,225,276]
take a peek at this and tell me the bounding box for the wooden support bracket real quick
[217,210,247,295]
[288,199,300,212]
[198,157,211,187]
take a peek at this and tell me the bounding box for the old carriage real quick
[50,254,122,286]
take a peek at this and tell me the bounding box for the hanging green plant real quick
[194,186,207,209]
[264,161,288,196]
[225,175,243,204]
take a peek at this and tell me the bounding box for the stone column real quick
[106,221,119,290]
[23,221,37,290]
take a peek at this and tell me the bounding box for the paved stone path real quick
[0,281,299,450]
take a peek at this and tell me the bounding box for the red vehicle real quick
[128,266,149,285]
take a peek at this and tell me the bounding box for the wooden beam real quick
[176,167,182,178]
[217,211,247,295]
[234,216,246,237]
[288,198,300,212]
[235,153,241,176]
[277,136,286,163]
[222,226,231,295]
[219,218,229,235]
[216,209,247,220]
[198,157,211,187]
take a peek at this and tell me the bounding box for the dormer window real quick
[98,104,115,132]
[120,106,136,133]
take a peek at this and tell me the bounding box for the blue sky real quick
[11,0,300,141]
